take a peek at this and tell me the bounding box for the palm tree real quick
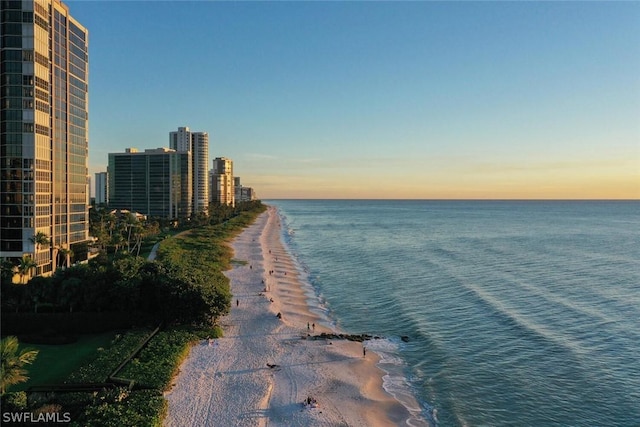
[55,246,72,268]
[89,207,113,251]
[123,213,139,253]
[131,223,146,256]
[111,231,125,254]
[28,232,50,275]
[1,259,15,285]
[29,232,49,252]
[0,336,39,395]
[16,255,37,284]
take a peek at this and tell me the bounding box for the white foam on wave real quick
[367,338,436,427]
[367,338,405,365]
[277,212,338,331]
[276,207,434,426]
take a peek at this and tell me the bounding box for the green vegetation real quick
[14,333,116,390]
[0,336,39,394]
[118,327,218,389]
[0,200,266,425]
[67,327,218,427]
[72,389,167,427]
[66,330,151,384]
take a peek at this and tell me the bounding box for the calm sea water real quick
[266,200,640,427]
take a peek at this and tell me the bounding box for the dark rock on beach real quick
[308,332,379,342]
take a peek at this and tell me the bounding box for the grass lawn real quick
[13,332,117,391]
[138,229,185,259]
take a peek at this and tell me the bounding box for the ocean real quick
[266,200,640,427]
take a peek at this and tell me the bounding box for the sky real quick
[68,0,640,200]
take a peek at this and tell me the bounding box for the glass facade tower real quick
[1,0,89,277]
[94,171,107,205]
[169,126,209,215]
[108,148,192,219]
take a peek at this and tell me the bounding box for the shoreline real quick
[164,205,416,426]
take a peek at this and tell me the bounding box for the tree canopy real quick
[1,201,266,327]
[0,336,39,394]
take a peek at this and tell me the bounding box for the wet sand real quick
[164,206,412,426]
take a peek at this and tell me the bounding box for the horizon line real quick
[261,198,640,202]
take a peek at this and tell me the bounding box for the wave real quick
[460,277,581,360]
[367,338,436,427]
[270,199,640,426]
[277,208,434,426]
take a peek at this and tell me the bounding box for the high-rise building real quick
[108,148,192,219]
[169,126,191,153]
[210,157,234,206]
[234,177,256,203]
[234,177,241,202]
[191,131,209,213]
[169,126,209,215]
[94,172,107,205]
[1,0,90,278]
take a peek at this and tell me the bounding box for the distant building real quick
[108,148,192,219]
[169,126,192,152]
[234,177,257,202]
[234,177,241,202]
[95,172,108,205]
[191,132,209,213]
[169,126,209,215]
[240,187,256,202]
[0,0,90,277]
[210,157,234,206]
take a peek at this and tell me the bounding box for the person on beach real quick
[312,323,315,332]
[236,299,239,307]
[363,346,366,358]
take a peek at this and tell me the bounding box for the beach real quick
[164,205,413,426]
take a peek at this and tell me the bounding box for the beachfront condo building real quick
[210,157,234,206]
[1,0,90,279]
[108,148,192,219]
[169,126,209,215]
[94,171,107,205]
[234,177,256,202]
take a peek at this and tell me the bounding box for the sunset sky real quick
[69,1,639,199]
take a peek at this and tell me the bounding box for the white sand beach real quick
[164,206,413,426]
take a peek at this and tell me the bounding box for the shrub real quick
[66,330,150,383]
[1,391,27,411]
[118,327,221,390]
[71,389,165,427]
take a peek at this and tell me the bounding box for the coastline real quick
[164,205,415,426]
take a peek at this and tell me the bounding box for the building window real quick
[22,49,34,62]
